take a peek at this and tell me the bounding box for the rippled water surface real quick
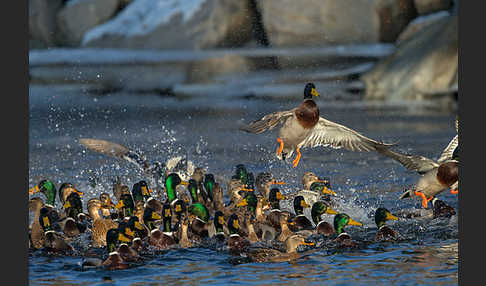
[29,84,458,285]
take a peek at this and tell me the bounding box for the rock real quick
[29,0,64,48]
[414,0,452,15]
[56,0,121,46]
[396,11,450,45]
[257,0,416,47]
[361,11,457,101]
[82,0,254,49]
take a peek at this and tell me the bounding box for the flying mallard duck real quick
[79,138,196,183]
[240,83,394,167]
[377,118,459,208]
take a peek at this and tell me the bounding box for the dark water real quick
[29,84,458,285]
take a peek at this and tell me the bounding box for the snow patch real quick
[82,0,206,45]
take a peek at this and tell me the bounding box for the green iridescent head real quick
[236,191,258,213]
[189,203,209,223]
[310,180,336,196]
[246,172,255,189]
[203,174,215,201]
[333,213,363,235]
[311,201,338,225]
[375,207,398,228]
[165,173,188,203]
[188,179,199,203]
[232,164,248,184]
[30,180,57,206]
[293,196,310,215]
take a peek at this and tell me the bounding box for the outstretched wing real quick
[437,135,458,163]
[240,110,294,134]
[79,138,150,172]
[377,147,439,174]
[299,117,395,151]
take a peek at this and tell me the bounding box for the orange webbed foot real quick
[276,138,284,156]
[414,190,433,209]
[292,148,302,168]
[450,189,458,195]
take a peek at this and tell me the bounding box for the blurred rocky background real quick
[29,0,458,108]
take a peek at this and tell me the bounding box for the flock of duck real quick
[28,83,459,270]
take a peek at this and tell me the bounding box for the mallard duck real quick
[62,192,84,219]
[143,206,162,231]
[310,201,338,236]
[117,243,141,263]
[265,188,287,238]
[171,198,187,232]
[104,222,141,265]
[378,118,459,208]
[115,193,136,218]
[178,213,193,248]
[127,215,148,239]
[148,205,178,250]
[374,208,399,241]
[79,138,166,183]
[102,251,130,270]
[333,213,363,247]
[210,210,226,242]
[296,180,337,209]
[240,82,393,167]
[59,192,88,238]
[255,172,285,200]
[132,180,153,204]
[58,183,84,207]
[29,179,57,207]
[99,193,116,219]
[246,234,315,263]
[80,138,196,184]
[164,173,189,206]
[227,214,250,254]
[188,203,210,239]
[38,209,74,253]
[277,212,294,242]
[431,198,456,218]
[288,196,313,231]
[29,197,46,249]
[88,198,118,247]
[105,221,136,253]
[227,164,251,204]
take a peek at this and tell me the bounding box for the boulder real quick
[414,0,452,15]
[29,0,64,48]
[257,0,416,47]
[361,11,457,101]
[395,10,450,44]
[56,0,121,46]
[82,0,254,49]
